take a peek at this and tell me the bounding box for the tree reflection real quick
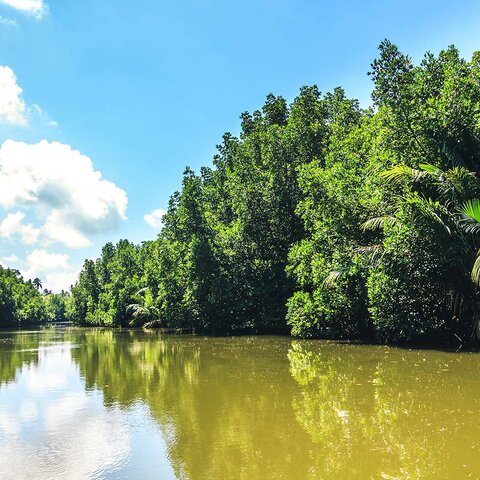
[5,328,479,479]
[0,329,55,385]
[70,331,318,480]
[288,341,480,479]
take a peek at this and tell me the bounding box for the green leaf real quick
[461,198,480,223]
[362,216,400,231]
[472,252,480,285]
[322,270,343,287]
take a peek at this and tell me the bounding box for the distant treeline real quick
[0,266,69,327]
[65,41,480,345]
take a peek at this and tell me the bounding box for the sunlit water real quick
[1,327,480,479]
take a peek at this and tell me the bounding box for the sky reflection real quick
[0,338,175,480]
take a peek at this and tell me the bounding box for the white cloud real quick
[144,208,166,229]
[23,248,78,291]
[43,211,91,248]
[0,348,132,480]
[0,253,18,264]
[0,211,40,244]
[25,248,69,273]
[0,139,128,248]
[0,0,46,18]
[0,67,57,128]
[0,15,18,27]
[31,103,58,127]
[42,269,79,292]
[0,65,27,126]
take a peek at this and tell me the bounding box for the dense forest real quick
[3,41,480,345]
[0,265,69,326]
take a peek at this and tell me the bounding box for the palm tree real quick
[357,161,480,341]
[459,198,480,284]
[32,277,43,291]
[380,163,475,206]
[126,287,161,328]
[363,162,480,282]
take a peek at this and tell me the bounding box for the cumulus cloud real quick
[0,67,56,128]
[144,208,166,229]
[43,270,80,292]
[0,348,132,479]
[42,211,91,249]
[23,248,78,291]
[0,139,128,248]
[0,0,46,18]
[0,250,76,291]
[0,65,27,126]
[25,248,70,273]
[0,254,18,264]
[0,211,40,244]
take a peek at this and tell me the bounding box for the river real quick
[0,327,479,479]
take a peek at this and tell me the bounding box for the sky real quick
[0,0,480,291]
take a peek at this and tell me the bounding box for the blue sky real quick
[0,0,480,290]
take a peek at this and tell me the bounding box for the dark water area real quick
[1,327,480,479]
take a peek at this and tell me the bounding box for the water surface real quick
[1,327,479,479]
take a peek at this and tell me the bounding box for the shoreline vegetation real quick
[3,41,480,347]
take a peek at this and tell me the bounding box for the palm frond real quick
[322,270,343,287]
[362,215,400,231]
[380,165,425,185]
[418,163,445,178]
[460,199,480,234]
[126,303,148,317]
[471,252,480,286]
[447,166,475,183]
[437,166,476,201]
[461,198,480,223]
[404,193,451,234]
[353,244,383,266]
[461,220,480,235]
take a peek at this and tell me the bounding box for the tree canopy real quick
[0,266,47,327]
[68,41,480,345]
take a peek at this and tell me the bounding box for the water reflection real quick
[71,331,313,480]
[0,330,46,385]
[1,329,480,479]
[0,329,174,480]
[288,341,480,479]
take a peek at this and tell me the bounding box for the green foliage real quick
[126,287,160,327]
[69,240,142,326]
[0,266,48,326]
[69,42,480,345]
[366,216,458,344]
[43,291,70,322]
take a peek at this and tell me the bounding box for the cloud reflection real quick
[0,342,131,480]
